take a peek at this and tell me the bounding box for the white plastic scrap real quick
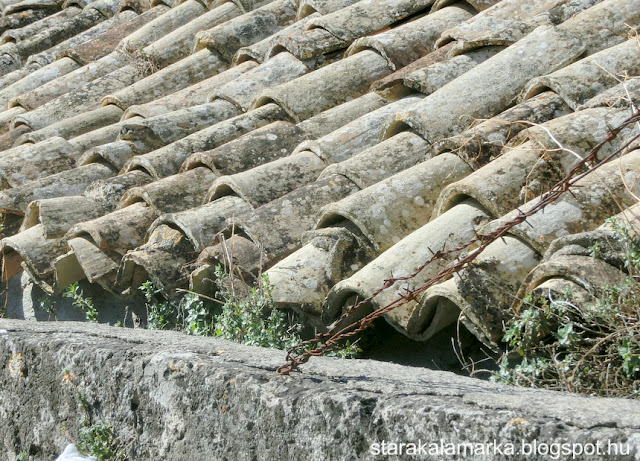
[54,444,96,461]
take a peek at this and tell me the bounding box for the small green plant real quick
[64,282,98,323]
[494,222,640,398]
[326,339,362,359]
[139,281,177,330]
[77,422,125,461]
[619,337,640,378]
[139,281,218,335]
[38,295,57,319]
[138,270,360,357]
[16,452,27,461]
[214,267,302,349]
[182,292,216,336]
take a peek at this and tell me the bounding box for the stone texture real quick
[1,319,639,460]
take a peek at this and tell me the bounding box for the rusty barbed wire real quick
[277,109,640,375]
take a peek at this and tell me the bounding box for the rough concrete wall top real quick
[0,0,639,418]
[2,319,640,460]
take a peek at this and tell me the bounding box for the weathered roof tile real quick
[0,0,639,364]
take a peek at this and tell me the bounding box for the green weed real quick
[76,422,128,461]
[63,283,98,323]
[493,222,640,397]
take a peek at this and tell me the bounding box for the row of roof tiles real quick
[0,0,639,350]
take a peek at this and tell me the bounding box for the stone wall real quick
[1,319,639,460]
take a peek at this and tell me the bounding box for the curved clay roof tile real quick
[317,148,470,252]
[382,25,586,143]
[142,1,241,68]
[118,99,239,147]
[152,195,252,251]
[345,5,473,71]
[194,0,297,62]
[520,38,640,110]
[305,0,435,44]
[128,102,285,178]
[324,199,490,332]
[253,50,392,122]
[122,59,256,119]
[296,0,359,18]
[424,152,640,347]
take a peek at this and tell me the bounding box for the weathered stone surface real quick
[432,0,501,11]
[513,201,640,311]
[78,139,144,171]
[557,0,640,56]
[266,224,373,318]
[269,23,346,61]
[82,170,151,205]
[1,319,639,460]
